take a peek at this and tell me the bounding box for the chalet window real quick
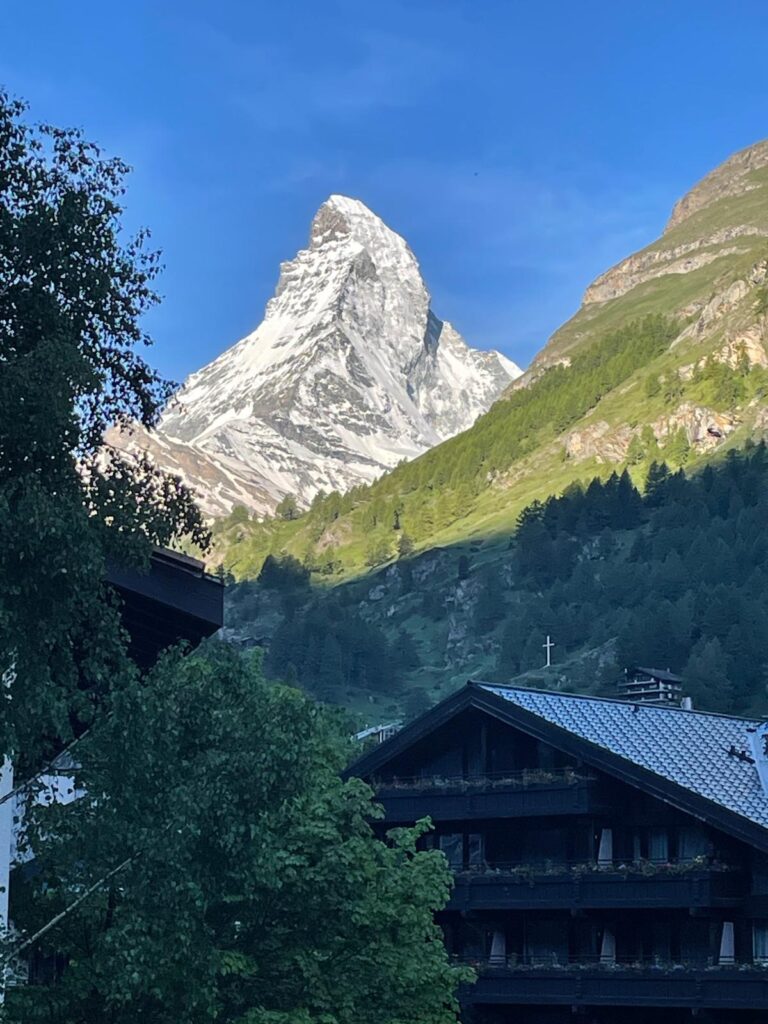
[523,826,566,865]
[648,829,669,863]
[678,827,710,862]
[632,832,643,863]
[597,827,614,867]
[753,921,768,964]
[467,833,484,868]
[438,833,463,869]
[650,921,674,964]
[599,926,616,964]
[489,929,506,964]
[718,921,735,965]
[524,919,568,965]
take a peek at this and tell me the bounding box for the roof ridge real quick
[473,680,762,725]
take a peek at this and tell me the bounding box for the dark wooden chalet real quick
[349,681,768,1024]
[106,547,224,667]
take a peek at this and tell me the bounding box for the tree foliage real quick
[500,449,768,712]
[0,92,207,765]
[8,646,467,1024]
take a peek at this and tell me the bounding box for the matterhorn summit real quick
[114,195,521,516]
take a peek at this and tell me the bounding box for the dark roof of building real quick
[106,547,223,668]
[479,683,768,831]
[632,667,684,684]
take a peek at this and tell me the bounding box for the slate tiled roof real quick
[478,683,768,831]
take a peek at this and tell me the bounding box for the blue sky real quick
[3,0,768,382]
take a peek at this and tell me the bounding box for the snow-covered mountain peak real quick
[112,197,523,517]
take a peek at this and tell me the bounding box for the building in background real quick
[617,666,684,706]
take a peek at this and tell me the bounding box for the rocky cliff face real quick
[521,138,768,374]
[112,196,520,516]
[667,140,768,231]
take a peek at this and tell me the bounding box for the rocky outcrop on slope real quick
[564,404,738,465]
[667,140,768,231]
[583,228,766,306]
[525,140,768,377]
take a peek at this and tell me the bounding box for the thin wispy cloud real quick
[188,24,454,131]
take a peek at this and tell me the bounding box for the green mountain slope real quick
[528,139,768,370]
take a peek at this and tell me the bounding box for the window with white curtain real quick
[754,921,768,964]
[467,833,484,867]
[439,833,463,869]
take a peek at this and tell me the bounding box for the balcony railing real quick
[455,955,768,1009]
[448,860,743,909]
[373,768,591,792]
[374,770,604,822]
[454,857,736,877]
[456,954,761,971]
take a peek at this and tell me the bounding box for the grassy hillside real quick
[536,159,768,365]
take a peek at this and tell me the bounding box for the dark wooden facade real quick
[350,685,768,1024]
[107,547,224,667]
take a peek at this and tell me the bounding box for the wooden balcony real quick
[449,863,744,911]
[459,958,768,1010]
[373,770,605,823]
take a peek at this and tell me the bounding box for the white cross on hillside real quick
[542,635,555,668]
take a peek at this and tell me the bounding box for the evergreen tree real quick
[317,634,344,699]
[397,532,415,558]
[684,637,733,711]
[276,493,300,521]
[665,426,691,467]
[521,628,547,671]
[474,572,505,634]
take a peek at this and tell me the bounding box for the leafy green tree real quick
[0,92,207,765]
[9,646,468,1024]
[276,493,300,521]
